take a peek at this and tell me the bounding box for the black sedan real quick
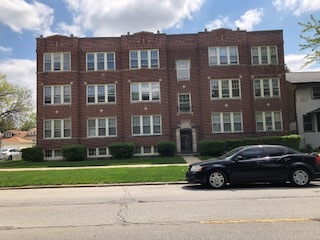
[186,145,320,189]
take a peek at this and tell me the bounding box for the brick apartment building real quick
[36,28,290,160]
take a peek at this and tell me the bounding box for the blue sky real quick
[0,0,320,102]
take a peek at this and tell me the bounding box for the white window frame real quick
[44,53,71,72]
[178,93,192,113]
[129,49,159,69]
[86,52,116,71]
[130,82,160,102]
[87,118,117,137]
[210,79,241,99]
[312,86,320,100]
[87,147,111,158]
[132,115,162,136]
[253,78,280,98]
[176,60,190,80]
[256,111,282,132]
[212,112,243,133]
[44,119,71,139]
[134,146,158,156]
[208,46,239,65]
[44,85,71,105]
[251,46,278,65]
[86,84,116,104]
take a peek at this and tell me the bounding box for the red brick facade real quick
[36,29,289,158]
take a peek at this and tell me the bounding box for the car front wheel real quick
[207,170,227,189]
[290,168,310,187]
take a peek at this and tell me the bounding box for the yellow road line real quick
[201,218,320,224]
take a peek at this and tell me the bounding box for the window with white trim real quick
[44,53,71,71]
[129,50,159,69]
[87,147,110,157]
[44,119,71,139]
[132,115,161,136]
[312,86,320,99]
[131,82,160,102]
[208,46,238,65]
[87,118,117,137]
[212,112,243,133]
[254,78,280,98]
[303,115,314,132]
[178,93,191,113]
[176,60,190,80]
[44,85,71,104]
[256,111,282,132]
[87,84,116,104]
[210,79,240,99]
[86,52,115,71]
[251,46,278,65]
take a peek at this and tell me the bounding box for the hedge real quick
[157,141,176,157]
[21,146,44,162]
[199,134,302,156]
[61,144,87,161]
[109,142,135,158]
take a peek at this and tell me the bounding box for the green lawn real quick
[0,156,188,188]
[0,156,186,168]
[0,166,187,188]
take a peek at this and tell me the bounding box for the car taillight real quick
[315,156,320,165]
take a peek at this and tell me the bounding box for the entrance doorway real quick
[180,129,192,154]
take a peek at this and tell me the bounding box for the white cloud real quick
[272,0,320,16]
[60,0,204,37]
[206,8,263,31]
[0,59,36,105]
[234,9,264,31]
[0,0,54,35]
[0,46,12,53]
[285,54,320,71]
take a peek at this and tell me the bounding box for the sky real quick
[0,0,320,104]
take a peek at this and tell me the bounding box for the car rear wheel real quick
[8,155,12,161]
[207,171,226,189]
[290,168,310,187]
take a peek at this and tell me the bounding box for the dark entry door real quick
[181,129,192,154]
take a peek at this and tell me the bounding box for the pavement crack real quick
[116,188,135,224]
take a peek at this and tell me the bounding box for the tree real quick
[20,112,36,131]
[299,15,320,67]
[0,74,34,132]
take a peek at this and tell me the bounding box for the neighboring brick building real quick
[36,28,290,159]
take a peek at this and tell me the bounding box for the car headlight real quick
[190,165,203,172]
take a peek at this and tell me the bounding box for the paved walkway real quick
[0,155,201,172]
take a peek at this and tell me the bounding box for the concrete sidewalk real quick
[0,155,201,172]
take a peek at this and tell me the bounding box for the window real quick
[87,147,110,158]
[312,86,320,99]
[178,93,191,113]
[132,115,161,136]
[44,85,71,104]
[130,82,160,102]
[251,46,278,65]
[176,60,190,80]
[87,84,116,104]
[210,79,240,99]
[87,118,117,137]
[303,115,314,132]
[208,46,239,65]
[44,53,71,71]
[129,50,159,69]
[254,78,280,98]
[134,146,158,156]
[212,112,243,133]
[86,52,115,71]
[256,111,282,132]
[44,119,71,139]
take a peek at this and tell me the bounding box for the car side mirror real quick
[234,155,243,161]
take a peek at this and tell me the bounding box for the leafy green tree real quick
[0,74,34,132]
[20,112,36,131]
[299,15,320,67]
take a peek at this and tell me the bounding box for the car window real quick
[237,148,263,160]
[263,147,285,157]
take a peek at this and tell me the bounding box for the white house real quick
[286,72,320,149]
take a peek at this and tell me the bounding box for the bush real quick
[21,146,44,162]
[109,142,135,158]
[157,141,176,157]
[199,134,302,156]
[61,144,87,161]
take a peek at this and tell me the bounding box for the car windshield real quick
[219,146,246,159]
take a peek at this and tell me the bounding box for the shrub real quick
[199,140,224,156]
[157,141,176,157]
[61,144,87,161]
[109,142,135,158]
[21,146,44,162]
